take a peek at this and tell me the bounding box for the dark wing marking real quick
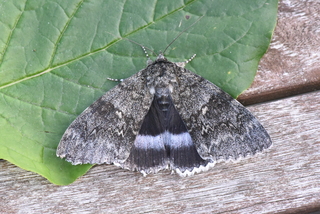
[124,95,208,174]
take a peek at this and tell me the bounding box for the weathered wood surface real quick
[1,90,319,214]
[1,0,320,213]
[238,0,320,105]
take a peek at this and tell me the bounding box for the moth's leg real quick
[106,77,124,82]
[175,54,196,68]
[141,46,153,65]
[107,45,152,82]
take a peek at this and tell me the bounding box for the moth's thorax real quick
[145,57,182,95]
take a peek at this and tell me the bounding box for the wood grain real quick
[1,90,319,214]
[238,0,320,105]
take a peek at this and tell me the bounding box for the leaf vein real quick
[0,0,27,64]
[48,0,86,68]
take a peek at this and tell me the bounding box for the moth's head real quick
[145,58,180,95]
[156,53,166,60]
[147,53,167,65]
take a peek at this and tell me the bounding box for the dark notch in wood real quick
[238,79,320,106]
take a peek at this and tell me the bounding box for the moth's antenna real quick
[104,31,157,56]
[124,38,157,57]
[105,15,204,57]
[162,15,204,55]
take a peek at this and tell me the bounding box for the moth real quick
[57,33,272,177]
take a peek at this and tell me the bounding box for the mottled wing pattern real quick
[171,68,272,162]
[56,70,153,165]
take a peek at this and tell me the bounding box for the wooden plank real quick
[238,0,320,105]
[1,90,319,214]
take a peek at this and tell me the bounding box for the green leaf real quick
[0,0,278,185]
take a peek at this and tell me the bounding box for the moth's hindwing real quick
[56,70,153,165]
[171,68,272,162]
[122,91,210,175]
